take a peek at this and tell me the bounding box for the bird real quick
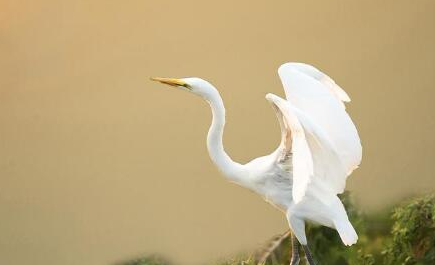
[150,62,362,265]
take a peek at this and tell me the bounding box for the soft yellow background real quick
[1,1,434,265]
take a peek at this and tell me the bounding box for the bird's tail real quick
[334,219,358,246]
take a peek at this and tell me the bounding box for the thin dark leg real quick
[302,244,317,265]
[289,234,300,265]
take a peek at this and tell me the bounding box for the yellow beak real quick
[150,77,191,89]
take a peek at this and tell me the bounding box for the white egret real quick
[151,62,362,265]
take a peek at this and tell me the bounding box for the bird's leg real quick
[289,233,300,265]
[256,230,290,265]
[302,244,317,265]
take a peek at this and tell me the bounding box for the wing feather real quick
[280,63,351,107]
[278,63,362,176]
[266,62,362,203]
[266,94,313,202]
[266,94,347,203]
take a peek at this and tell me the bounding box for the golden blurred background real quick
[1,0,434,264]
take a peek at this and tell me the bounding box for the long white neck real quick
[205,92,246,183]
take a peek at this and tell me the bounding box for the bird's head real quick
[150,77,218,100]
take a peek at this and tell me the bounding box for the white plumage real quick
[151,62,362,264]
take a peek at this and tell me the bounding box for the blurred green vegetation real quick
[118,193,435,265]
[116,256,172,265]
[382,194,435,265]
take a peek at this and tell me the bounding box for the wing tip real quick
[278,62,353,104]
[277,62,299,76]
[265,93,286,105]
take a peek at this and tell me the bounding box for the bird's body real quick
[224,145,357,247]
[151,62,362,264]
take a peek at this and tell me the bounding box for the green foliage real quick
[118,193,435,265]
[213,257,256,265]
[118,256,171,265]
[382,194,435,265]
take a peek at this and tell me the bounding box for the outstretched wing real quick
[266,63,362,203]
[266,94,313,202]
[266,94,347,204]
[281,62,351,108]
[278,62,362,177]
